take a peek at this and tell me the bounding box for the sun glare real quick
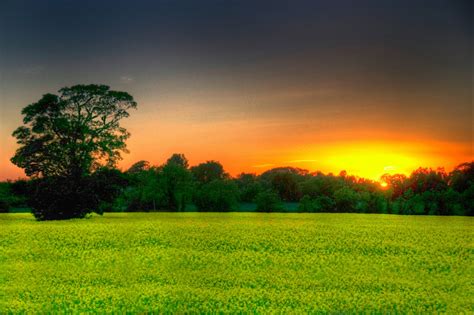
[289,141,444,182]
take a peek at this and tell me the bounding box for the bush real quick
[0,181,28,213]
[29,171,128,220]
[0,200,9,213]
[90,168,129,213]
[29,177,98,220]
[255,190,283,212]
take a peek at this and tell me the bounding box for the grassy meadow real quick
[0,213,472,313]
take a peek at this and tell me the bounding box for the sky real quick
[0,0,472,181]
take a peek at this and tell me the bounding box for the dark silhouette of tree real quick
[255,190,283,212]
[259,167,307,201]
[12,84,136,178]
[234,173,263,202]
[381,173,408,199]
[119,167,164,212]
[10,84,136,220]
[190,161,227,184]
[333,187,359,212]
[260,167,309,180]
[408,167,448,194]
[194,179,238,212]
[127,160,151,174]
[89,168,129,214]
[270,172,302,202]
[449,162,474,192]
[166,153,189,169]
[161,157,192,211]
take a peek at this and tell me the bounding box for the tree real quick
[166,153,189,169]
[190,161,227,184]
[449,162,474,192]
[380,173,407,200]
[89,168,129,213]
[11,84,137,220]
[270,172,302,202]
[333,187,359,212]
[0,182,17,212]
[161,160,193,211]
[118,167,165,212]
[12,84,136,178]
[234,173,263,202]
[255,190,283,212]
[408,167,447,194]
[127,160,151,174]
[194,179,238,212]
[298,195,316,212]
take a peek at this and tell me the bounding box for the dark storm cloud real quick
[2,0,470,71]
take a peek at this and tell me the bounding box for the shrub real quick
[29,177,97,220]
[0,181,28,213]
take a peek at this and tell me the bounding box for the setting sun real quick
[252,140,472,182]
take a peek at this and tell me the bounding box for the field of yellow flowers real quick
[1,213,472,312]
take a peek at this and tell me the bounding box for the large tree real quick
[11,84,136,178]
[190,161,227,184]
[11,84,136,220]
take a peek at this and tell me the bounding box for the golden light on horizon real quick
[275,140,472,182]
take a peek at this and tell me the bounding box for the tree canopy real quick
[11,84,137,178]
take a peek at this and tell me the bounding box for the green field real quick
[1,213,472,313]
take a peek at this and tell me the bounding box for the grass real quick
[0,213,472,313]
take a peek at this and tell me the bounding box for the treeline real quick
[1,154,473,216]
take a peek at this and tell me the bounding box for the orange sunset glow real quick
[0,1,472,182]
[119,134,472,182]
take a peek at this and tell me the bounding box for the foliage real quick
[333,187,359,213]
[27,176,97,220]
[126,160,151,174]
[234,173,263,202]
[190,161,227,184]
[0,183,13,212]
[11,84,136,178]
[116,167,164,212]
[260,167,306,201]
[1,213,472,313]
[161,161,193,211]
[25,171,127,220]
[255,190,283,212]
[89,168,129,213]
[166,153,189,169]
[194,180,239,212]
[10,84,136,220]
[3,152,474,215]
[298,195,316,212]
